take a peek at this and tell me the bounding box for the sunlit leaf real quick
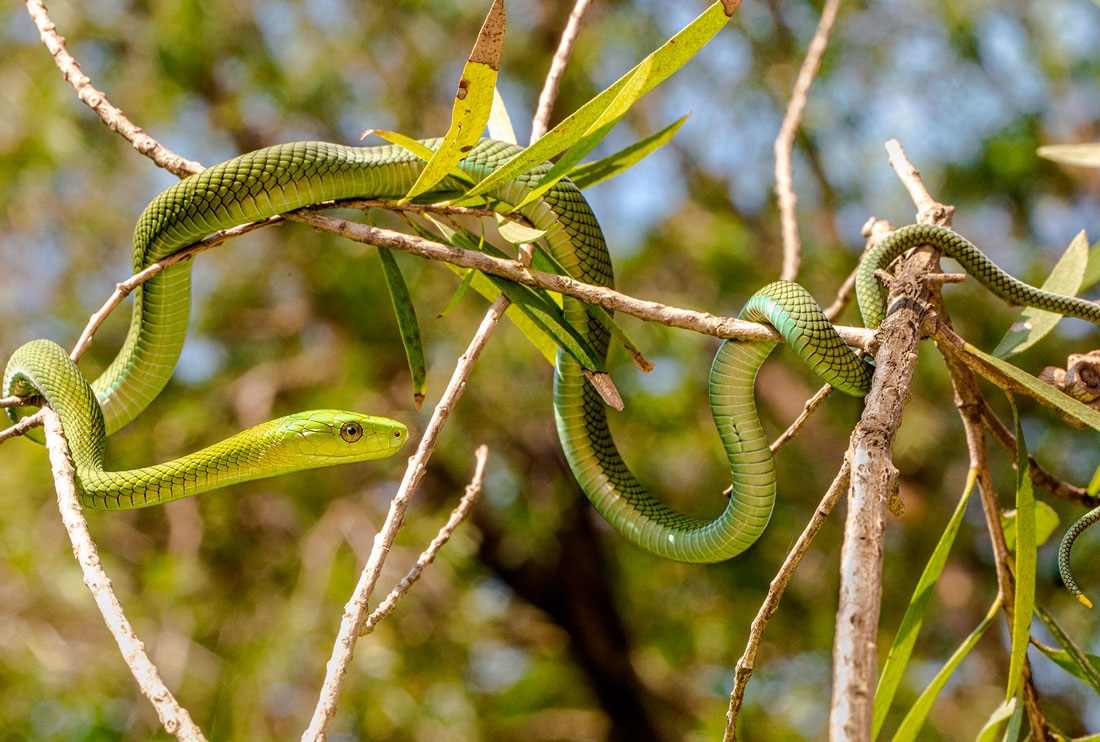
[972,698,1017,742]
[957,342,1100,431]
[993,231,1088,358]
[1005,397,1036,701]
[404,0,505,202]
[461,1,740,201]
[489,87,517,145]
[568,114,689,191]
[1038,143,1100,168]
[873,469,974,740]
[1001,501,1059,550]
[889,600,999,742]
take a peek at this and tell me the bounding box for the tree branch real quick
[829,140,942,740]
[774,0,840,282]
[40,408,207,740]
[530,0,594,143]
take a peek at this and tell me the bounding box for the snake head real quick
[281,410,408,461]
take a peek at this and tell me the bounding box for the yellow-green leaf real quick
[890,599,999,742]
[873,469,974,740]
[404,0,505,202]
[1038,143,1100,168]
[993,230,1089,358]
[1005,396,1036,701]
[1035,605,1100,696]
[958,342,1100,431]
[489,86,517,145]
[461,1,739,201]
[1001,501,1060,550]
[568,114,689,191]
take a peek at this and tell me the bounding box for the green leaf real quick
[495,215,547,245]
[973,698,1017,742]
[1079,238,1100,289]
[1089,463,1100,497]
[461,1,739,201]
[957,342,1100,431]
[1035,605,1100,696]
[363,130,436,162]
[873,470,975,740]
[529,247,653,372]
[993,231,1089,358]
[378,249,427,409]
[889,599,998,742]
[1001,501,1060,550]
[1006,396,1037,701]
[1032,644,1100,695]
[403,0,505,202]
[568,114,689,191]
[488,86,517,145]
[416,214,605,372]
[1038,143,1100,168]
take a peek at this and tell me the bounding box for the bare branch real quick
[775,0,840,282]
[829,143,944,741]
[770,383,833,453]
[40,408,206,740]
[302,295,511,740]
[360,445,488,637]
[531,0,594,143]
[25,0,201,177]
[724,459,851,741]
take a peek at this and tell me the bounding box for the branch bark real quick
[829,141,945,740]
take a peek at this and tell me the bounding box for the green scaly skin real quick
[4,340,407,509]
[859,224,1100,604]
[13,142,1099,582]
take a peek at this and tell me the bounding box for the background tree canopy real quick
[1,0,1100,740]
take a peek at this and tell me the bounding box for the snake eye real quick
[340,422,363,442]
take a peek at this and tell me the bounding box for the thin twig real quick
[774,0,841,282]
[530,0,594,143]
[301,295,511,741]
[40,409,207,741]
[724,459,851,741]
[25,0,201,177]
[770,383,833,453]
[979,398,1095,506]
[940,343,1053,740]
[360,445,489,637]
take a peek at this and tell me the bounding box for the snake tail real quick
[555,280,873,562]
[1060,506,1100,608]
[856,224,1100,329]
[5,340,407,510]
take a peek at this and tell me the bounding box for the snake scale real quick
[5,139,1099,601]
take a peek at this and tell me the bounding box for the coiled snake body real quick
[5,140,1099,600]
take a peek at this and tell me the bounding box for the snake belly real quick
[4,339,407,509]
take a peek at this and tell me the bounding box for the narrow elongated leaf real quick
[873,470,975,740]
[415,215,604,371]
[568,114,689,191]
[958,342,1100,431]
[515,61,652,209]
[379,249,427,409]
[1038,143,1100,168]
[404,0,504,202]
[994,231,1089,358]
[889,600,999,742]
[489,86,517,145]
[461,1,740,200]
[1006,397,1037,701]
[973,698,1017,742]
[1035,605,1100,696]
[1001,501,1059,550]
[530,247,653,372]
[1032,644,1100,694]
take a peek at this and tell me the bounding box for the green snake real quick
[4,339,407,509]
[5,140,1099,600]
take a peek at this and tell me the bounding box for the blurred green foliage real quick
[2,0,1100,739]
